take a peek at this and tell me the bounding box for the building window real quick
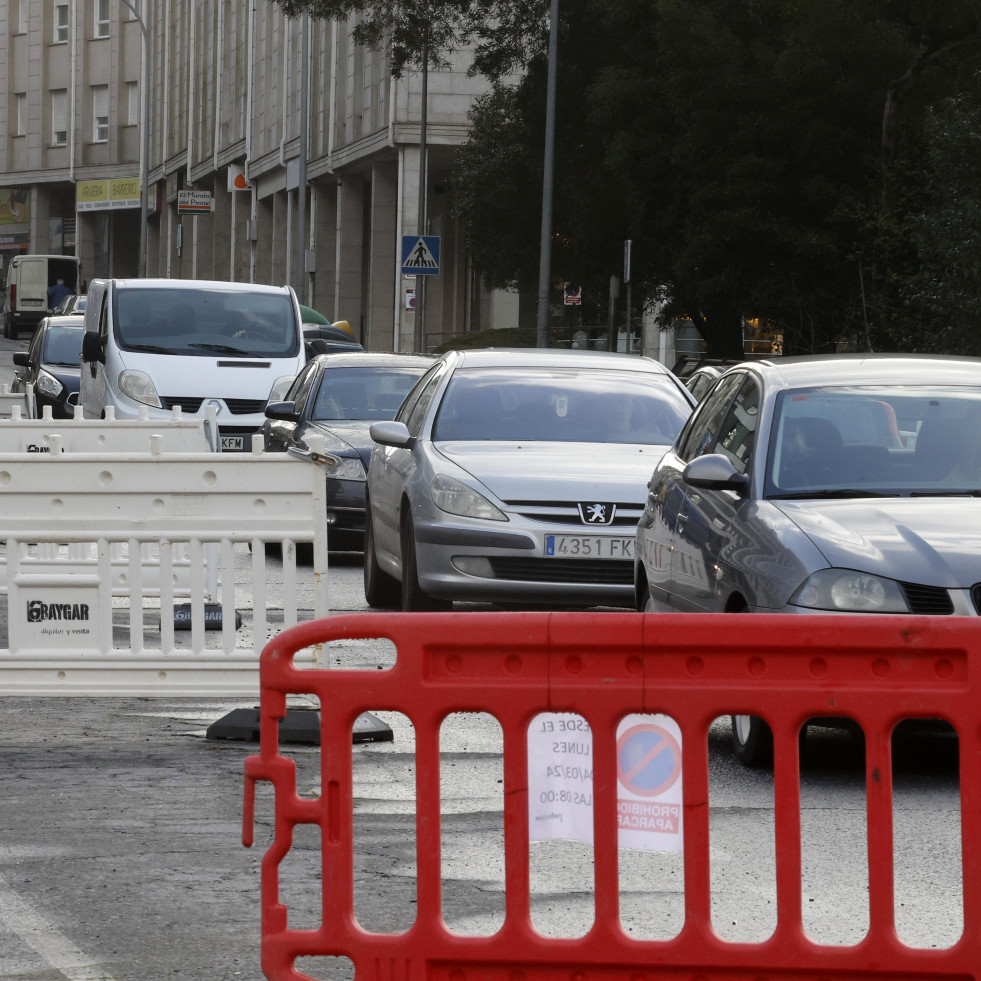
[92,85,109,142]
[54,1,69,42]
[95,0,110,38]
[127,81,139,126]
[16,93,27,137]
[51,89,68,146]
[17,0,29,33]
[126,0,142,20]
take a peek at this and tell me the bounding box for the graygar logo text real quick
[27,599,91,623]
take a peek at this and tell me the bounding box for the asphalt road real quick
[0,335,966,979]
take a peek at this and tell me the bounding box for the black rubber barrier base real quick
[205,706,394,745]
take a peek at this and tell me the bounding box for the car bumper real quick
[413,516,637,607]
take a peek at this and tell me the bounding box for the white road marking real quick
[0,870,114,980]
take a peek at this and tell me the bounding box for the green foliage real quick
[278,0,981,355]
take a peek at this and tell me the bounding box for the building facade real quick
[0,0,519,351]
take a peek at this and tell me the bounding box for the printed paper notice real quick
[528,712,683,853]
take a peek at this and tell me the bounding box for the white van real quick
[79,278,305,451]
[4,254,83,339]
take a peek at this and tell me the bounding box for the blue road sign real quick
[401,235,440,276]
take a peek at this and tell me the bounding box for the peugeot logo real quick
[578,502,616,525]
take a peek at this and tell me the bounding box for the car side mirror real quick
[12,352,28,368]
[264,400,299,421]
[81,330,105,364]
[369,420,414,448]
[683,453,749,493]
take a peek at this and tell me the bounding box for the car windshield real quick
[765,385,981,498]
[311,366,426,421]
[113,287,299,358]
[42,326,83,366]
[432,366,692,443]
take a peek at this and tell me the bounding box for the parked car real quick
[261,352,433,549]
[364,348,697,611]
[684,364,722,401]
[634,353,981,764]
[52,293,87,316]
[303,323,364,358]
[80,278,307,451]
[12,315,85,418]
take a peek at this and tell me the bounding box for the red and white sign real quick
[528,711,683,852]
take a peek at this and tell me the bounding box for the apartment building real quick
[0,0,519,351]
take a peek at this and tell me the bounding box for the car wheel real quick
[363,504,400,609]
[638,581,658,612]
[731,714,774,767]
[400,513,451,612]
[5,316,16,340]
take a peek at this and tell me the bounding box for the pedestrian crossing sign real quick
[401,235,440,276]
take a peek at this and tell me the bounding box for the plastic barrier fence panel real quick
[0,444,328,695]
[244,612,980,981]
[0,402,219,451]
[0,382,31,418]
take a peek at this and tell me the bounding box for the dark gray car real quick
[635,354,981,763]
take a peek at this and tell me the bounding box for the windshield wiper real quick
[769,489,895,500]
[186,342,256,356]
[125,343,174,354]
[909,490,981,497]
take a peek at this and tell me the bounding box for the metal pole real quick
[413,41,429,353]
[121,0,149,277]
[535,0,559,348]
[296,12,309,299]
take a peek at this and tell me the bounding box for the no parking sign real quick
[528,712,683,852]
[616,714,683,852]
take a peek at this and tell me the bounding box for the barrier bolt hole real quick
[686,656,704,676]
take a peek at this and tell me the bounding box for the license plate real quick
[220,435,245,451]
[22,299,43,306]
[545,535,634,559]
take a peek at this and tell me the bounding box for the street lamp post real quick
[535,0,560,348]
[120,0,150,277]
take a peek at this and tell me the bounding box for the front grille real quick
[487,557,632,585]
[503,500,643,528]
[161,396,204,412]
[160,397,266,415]
[900,581,954,615]
[225,398,268,414]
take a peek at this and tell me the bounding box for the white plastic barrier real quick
[0,436,329,696]
[0,404,222,600]
[0,382,31,418]
[0,402,219,452]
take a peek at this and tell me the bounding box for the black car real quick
[260,351,432,549]
[303,323,364,358]
[12,316,84,418]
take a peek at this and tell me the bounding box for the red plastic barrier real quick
[244,612,981,980]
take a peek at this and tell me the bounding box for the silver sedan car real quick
[364,348,696,611]
[635,353,981,763]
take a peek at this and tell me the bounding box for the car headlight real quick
[790,569,910,612]
[311,453,366,481]
[35,369,64,399]
[431,474,507,520]
[118,369,162,408]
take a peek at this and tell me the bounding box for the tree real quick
[278,0,981,356]
[272,0,552,76]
